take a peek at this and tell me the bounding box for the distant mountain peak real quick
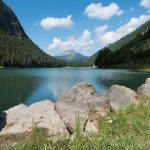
[56,50,89,63]
[58,50,77,56]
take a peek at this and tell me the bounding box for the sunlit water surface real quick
[1,68,150,112]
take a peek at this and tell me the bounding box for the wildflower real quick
[107,117,111,120]
[108,120,113,124]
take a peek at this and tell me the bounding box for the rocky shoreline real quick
[0,78,150,137]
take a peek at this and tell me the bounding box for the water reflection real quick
[0,76,43,112]
[98,70,150,91]
[0,68,150,112]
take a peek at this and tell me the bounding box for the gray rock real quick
[84,113,102,133]
[0,100,68,136]
[55,83,110,134]
[108,85,138,112]
[145,78,150,85]
[137,84,150,97]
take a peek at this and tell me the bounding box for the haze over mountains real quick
[0,0,65,67]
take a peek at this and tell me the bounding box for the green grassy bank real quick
[1,95,150,150]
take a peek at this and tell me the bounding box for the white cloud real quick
[84,2,123,20]
[140,0,150,8]
[40,15,74,30]
[95,25,108,39]
[95,14,150,45]
[116,10,124,16]
[48,30,94,52]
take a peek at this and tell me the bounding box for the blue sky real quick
[4,0,150,56]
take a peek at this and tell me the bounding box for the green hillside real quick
[87,20,150,67]
[0,0,65,67]
[85,52,99,66]
[108,20,150,51]
[95,25,150,69]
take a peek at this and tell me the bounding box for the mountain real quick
[0,0,65,67]
[56,50,89,63]
[87,20,150,67]
[58,50,77,56]
[95,19,150,69]
[85,52,99,66]
[108,20,150,52]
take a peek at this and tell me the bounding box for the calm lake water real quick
[0,68,150,112]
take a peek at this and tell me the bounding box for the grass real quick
[1,96,150,150]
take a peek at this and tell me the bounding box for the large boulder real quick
[0,100,68,136]
[108,85,138,112]
[55,83,110,134]
[137,78,150,97]
[145,78,150,85]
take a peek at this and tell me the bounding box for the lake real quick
[0,68,150,112]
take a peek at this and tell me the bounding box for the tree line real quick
[0,30,65,67]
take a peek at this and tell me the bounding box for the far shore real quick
[0,66,150,72]
[98,63,150,72]
[63,66,93,68]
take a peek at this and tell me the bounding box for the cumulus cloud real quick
[95,25,108,39]
[84,2,123,20]
[95,14,150,45]
[40,15,74,30]
[140,0,150,8]
[116,10,124,16]
[48,30,94,52]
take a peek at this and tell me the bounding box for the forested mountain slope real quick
[0,0,65,67]
[87,20,150,67]
[85,52,99,66]
[95,25,150,69]
[108,20,150,51]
